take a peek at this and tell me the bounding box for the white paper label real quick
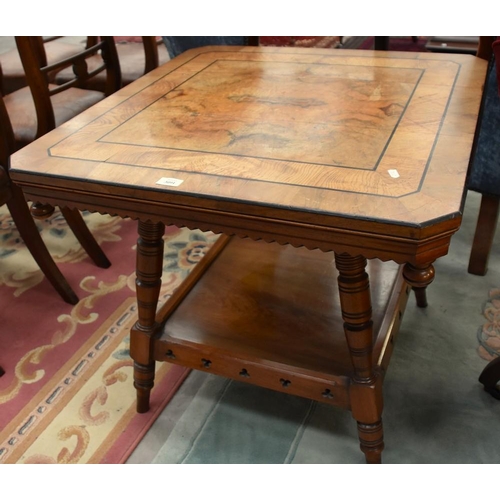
[388,169,400,179]
[156,177,184,187]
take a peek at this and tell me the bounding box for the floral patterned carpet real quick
[0,204,217,463]
[477,289,500,362]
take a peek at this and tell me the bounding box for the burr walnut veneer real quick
[9,46,487,463]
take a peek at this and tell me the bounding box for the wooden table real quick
[9,46,487,463]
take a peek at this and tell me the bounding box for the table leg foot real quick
[134,361,156,413]
[335,253,384,463]
[358,420,384,464]
[413,288,428,308]
[479,357,500,400]
[403,262,435,308]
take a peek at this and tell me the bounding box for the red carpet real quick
[0,206,216,463]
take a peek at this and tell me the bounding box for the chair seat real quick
[4,84,104,149]
[0,40,86,95]
[55,41,170,90]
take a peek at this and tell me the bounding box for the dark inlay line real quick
[45,51,447,168]
[38,52,462,200]
[93,60,425,172]
[401,61,463,198]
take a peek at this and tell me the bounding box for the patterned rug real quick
[0,204,216,463]
[478,289,500,362]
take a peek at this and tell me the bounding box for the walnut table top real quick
[10,46,487,263]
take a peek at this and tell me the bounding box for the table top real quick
[10,46,488,262]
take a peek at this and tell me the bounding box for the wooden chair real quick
[0,37,89,95]
[15,36,121,139]
[0,161,8,205]
[13,35,121,223]
[55,36,170,91]
[468,37,500,400]
[0,87,78,304]
[0,36,120,298]
[467,36,498,276]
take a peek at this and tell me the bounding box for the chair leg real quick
[403,262,435,308]
[7,185,79,304]
[478,357,500,400]
[468,194,500,276]
[59,206,111,269]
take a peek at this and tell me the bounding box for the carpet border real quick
[101,365,191,464]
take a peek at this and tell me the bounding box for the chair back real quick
[113,36,168,83]
[142,36,162,73]
[54,36,168,92]
[0,65,15,169]
[477,36,496,61]
[0,37,98,96]
[15,36,121,138]
[0,67,14,205]
[0,90,11,204]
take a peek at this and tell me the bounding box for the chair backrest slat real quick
[15,36,121,138]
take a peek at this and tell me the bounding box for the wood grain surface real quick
[9,46,487,261]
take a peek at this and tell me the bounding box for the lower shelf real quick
[154,236,410,409]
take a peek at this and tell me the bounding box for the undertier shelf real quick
[154,237,410,407]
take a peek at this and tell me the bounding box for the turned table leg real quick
[335,253,384,464]
[403,262,435,308]
[130,220,165,413]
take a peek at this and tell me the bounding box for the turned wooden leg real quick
[468,194,500,276]
[403,262,435,308]
[357,421,384,464]
[130,220,165,413]
[478,357,500,400]
[335,252,384,464]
